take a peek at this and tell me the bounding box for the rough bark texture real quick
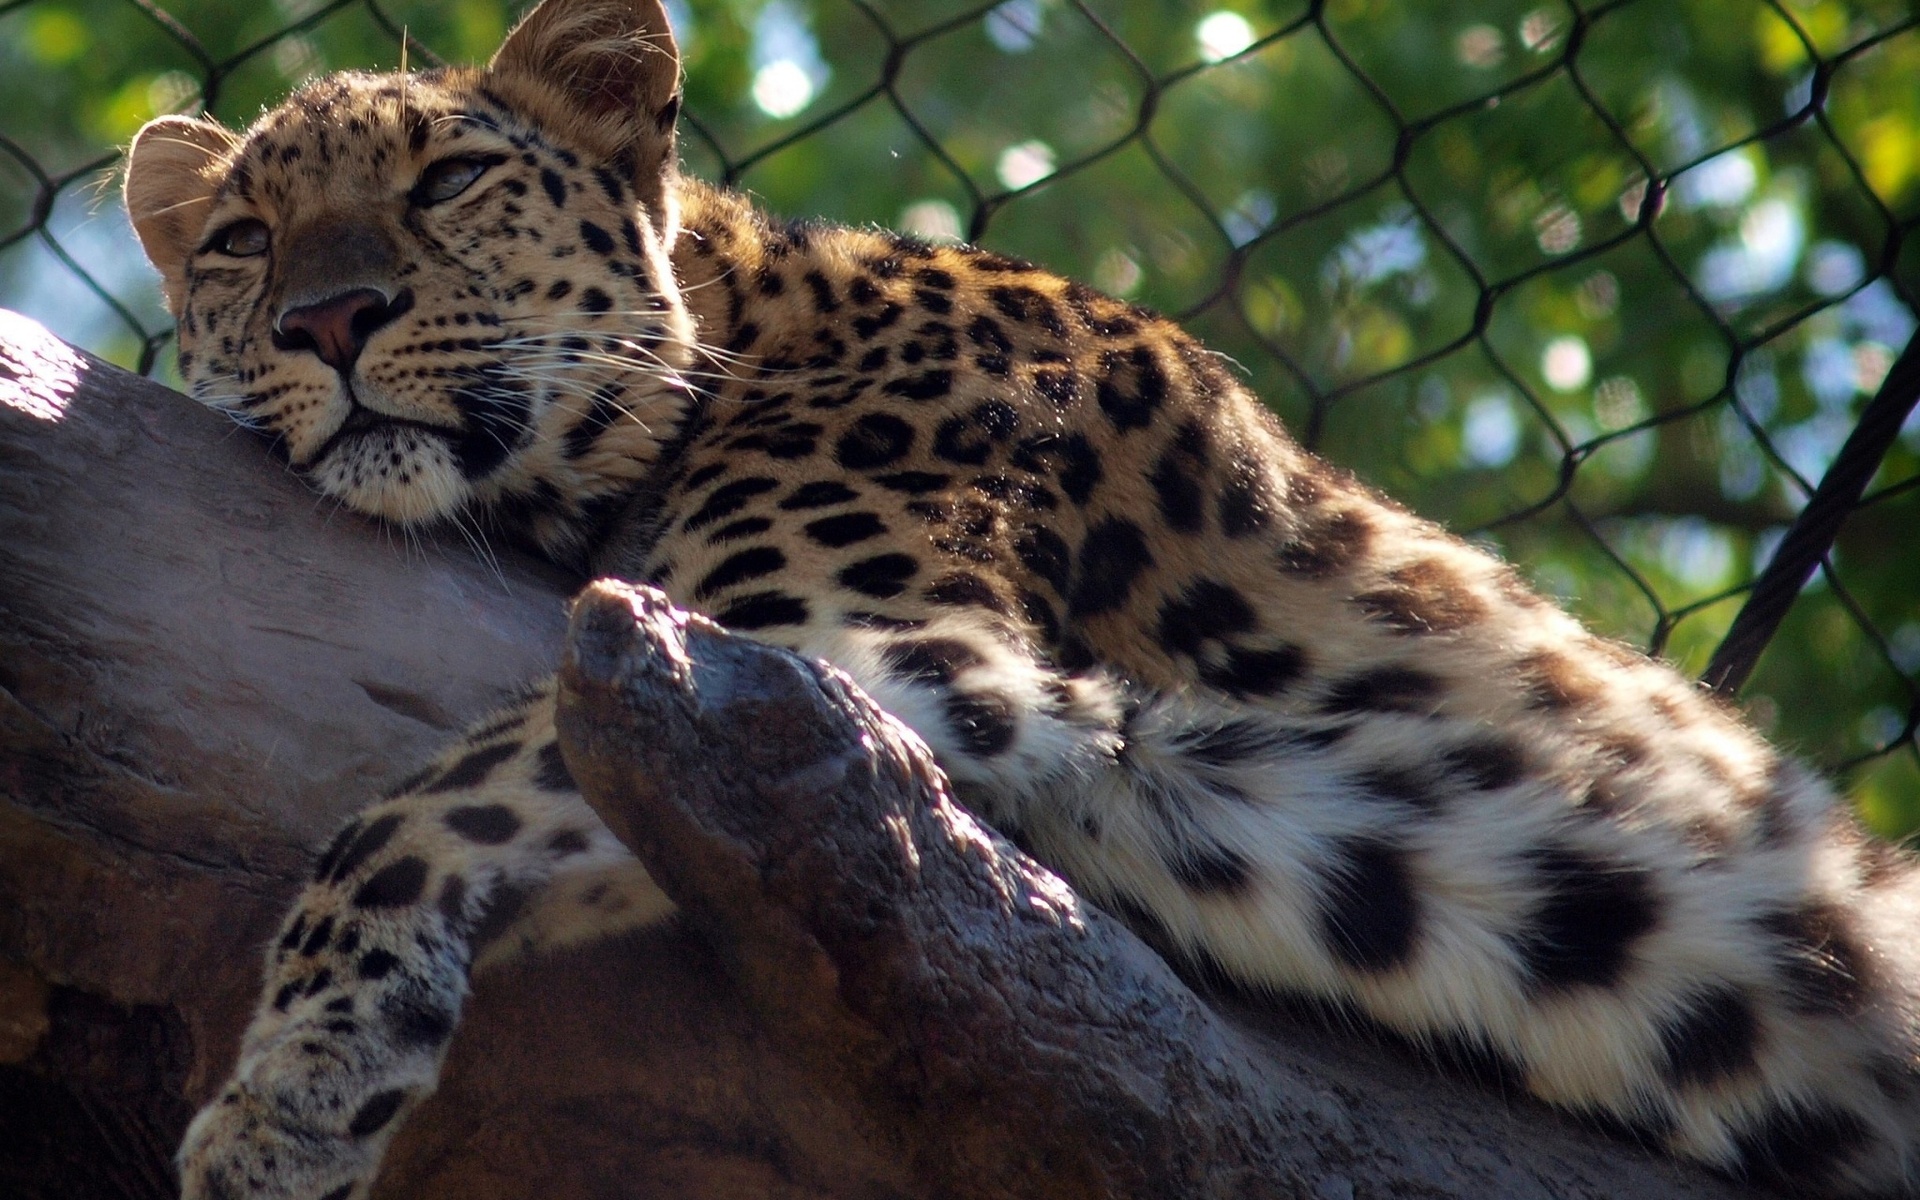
[0,309,1748,1199]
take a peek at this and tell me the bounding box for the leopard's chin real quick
[307,421,471,528]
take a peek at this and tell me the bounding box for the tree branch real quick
[0,310,1744,1199]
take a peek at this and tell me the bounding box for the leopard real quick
[120,0,1920,1196]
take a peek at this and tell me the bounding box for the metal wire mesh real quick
[1,0,1916,824]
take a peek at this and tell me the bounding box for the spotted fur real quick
[124,0,1920,1196]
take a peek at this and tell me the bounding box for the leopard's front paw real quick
[178,1039,419,1200]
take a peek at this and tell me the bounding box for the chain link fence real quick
[2,0,1917,826]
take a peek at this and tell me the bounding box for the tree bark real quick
[0,309,1746,1199]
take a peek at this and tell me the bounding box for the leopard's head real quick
[124,0,692,553]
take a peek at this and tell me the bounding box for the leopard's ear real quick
[489,0,681,163]
[124,115,238,314]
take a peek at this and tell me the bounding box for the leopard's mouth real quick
[299,398,460,472]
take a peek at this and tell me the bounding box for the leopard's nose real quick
[273,287,412,373]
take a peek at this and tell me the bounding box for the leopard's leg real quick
[178,679,669,1200]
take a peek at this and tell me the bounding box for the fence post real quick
[1704,329,1920,696]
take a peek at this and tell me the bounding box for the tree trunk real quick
[0,309,1745,1199]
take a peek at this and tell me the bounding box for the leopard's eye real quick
[207,219,269,258]
[412,157,489,206]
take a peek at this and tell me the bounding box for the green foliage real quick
[1,0,1915,826]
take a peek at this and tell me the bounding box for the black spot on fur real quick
[1015,525,1072,594]
[1321,666,1443,714]
[1278,509,1372,576]
[1750,777,1799,847]
[1217,448,1275,536]
[883,638,983,686]
[852,302,902,339]
[445,366,529,480]
[874,470,949,494]
[437,874,467,923]
[563,384,626,460]
[727,322,761,353]
[710,516,774,544]
[532,741,574,792]
[358,949,400,980]
[1440,738,1526,791]
[1732,1101,1870,1190]
[1156,581,1308,697]
[580,286,612,313]
[1150,421,1209,533]
[548,829,591,857]
[944,691,1018,758]
[1175,719,1295,766]
[1759,904,1870,1016]
[1158,581,1254,653]
[1517,649,1602,711]
[423,741,519,793]
[1095,345,1169,431]
[883,369,953,401]
[385,994,455,1048]
[835,414,915,469]
[539,168,566,207]
[684,462,726,489]
[803,269,839,313]
[445,804,522,845]
[1206,647,1307,698]
[805,511,886,547]
[320,1185,355,1200]
[280,913,308,952]
[932,415,993,465]
[578,220,614,254]
[1169,843,1255,896]
[732,422,821,460]
[1659,985,1759,1086]
[838,553,918,599]
[695,546,786,599]
[352,857,430,910]
[1319,838,1420,973]
[988,285,1067,336]
[970,472,1055,510]
[326,814,404,883]
[1515,846,1659,991]
[1020,589,1061,645]
[1068,518,1151,618]
[1425,1029,1530,1093]
[1031,368,1077,408]
[779,480,860,510]
[315,821,364,882]
[716,590,811,629]
[299,915,335,957]
[925,572,1008,613]
[1011,432,1101,505]
[469,884,528,945]
[348,1089,408,1138]
[1357,764,1443,812]
[683,476,779,532]
[272,981,299,1012]
[969,317,1014,373]
[1571,1102,1676,1151]
[1355,559,1487,635]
